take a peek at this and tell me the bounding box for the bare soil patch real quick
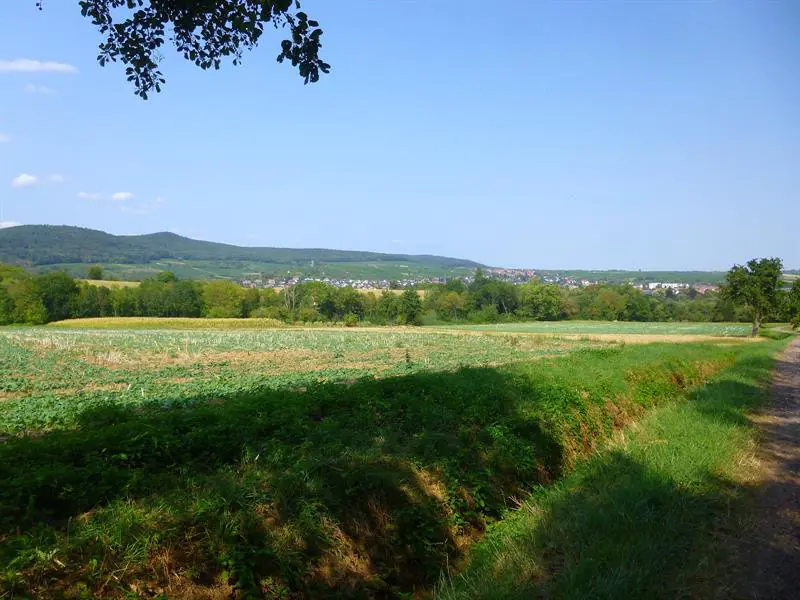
[730,338,800,598]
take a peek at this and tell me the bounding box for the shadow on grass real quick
[437,346,791,600]
[444,453,755,600]
[1,366,564,598]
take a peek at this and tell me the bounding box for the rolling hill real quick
[0,225,482,280]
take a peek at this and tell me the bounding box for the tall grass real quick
[438,339,783,600]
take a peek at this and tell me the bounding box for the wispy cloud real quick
[0,59,77,74]
[10,173,65,188]
[11,173,37,188]
[0,133,10,144]
[111,192,135,201]
[0,221,22,229]
[24,83,56,95]
[77,192,102,200]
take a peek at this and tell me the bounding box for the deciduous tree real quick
[0,286,14,325]
[437,291,467,320]
[399,289,423,325]
[722,258,783,336]
[36,272,80,322]
[788,280,800,329]
[518,280,564,321]
[37,0,329,98]
[203,280,245,318]
[87,265,104,280]
[8,279,48,324]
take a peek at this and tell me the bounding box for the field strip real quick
[425,329,760,345]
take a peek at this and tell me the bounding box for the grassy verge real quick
[758,323,796,340]
[438,338,785,600]
[0,342,764,598]
[434,321,752,337]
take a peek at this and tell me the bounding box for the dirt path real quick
[734,338,800,598]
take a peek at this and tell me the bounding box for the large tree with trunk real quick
[37,1,329,98]
[789,280,800,329]
[722,257,783,336]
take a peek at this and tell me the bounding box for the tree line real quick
[0,265,423,326]
[1,262,798,330]
[424,265,799,330]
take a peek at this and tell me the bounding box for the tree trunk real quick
[752,308,762,337]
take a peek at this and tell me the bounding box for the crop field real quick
[49,316,287,330]
[78,279,141,288]
[0,327,598,433]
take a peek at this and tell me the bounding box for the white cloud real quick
[0,221,21,229]
[0,59,77,74]
[11,173,37,188]
[24,83,56,95]
[77,191,102,200]
[49,174,65,184]
[0,133,10,143]
[111,192,135,201]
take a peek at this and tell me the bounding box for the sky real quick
[1,1,798,270]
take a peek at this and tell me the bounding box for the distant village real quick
[485,269,719,295]
[239,267,720,295]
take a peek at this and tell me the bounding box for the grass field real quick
[52,317,750,336]
[437,321,753,337]
[79,279,140,288]
[0,322,788,598]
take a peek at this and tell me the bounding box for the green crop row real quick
[0,328,596,433]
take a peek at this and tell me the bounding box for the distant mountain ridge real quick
[0,225,483,270]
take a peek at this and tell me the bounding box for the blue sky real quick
[1,1,798,270]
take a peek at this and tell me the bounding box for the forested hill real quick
[0,225,482,269]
